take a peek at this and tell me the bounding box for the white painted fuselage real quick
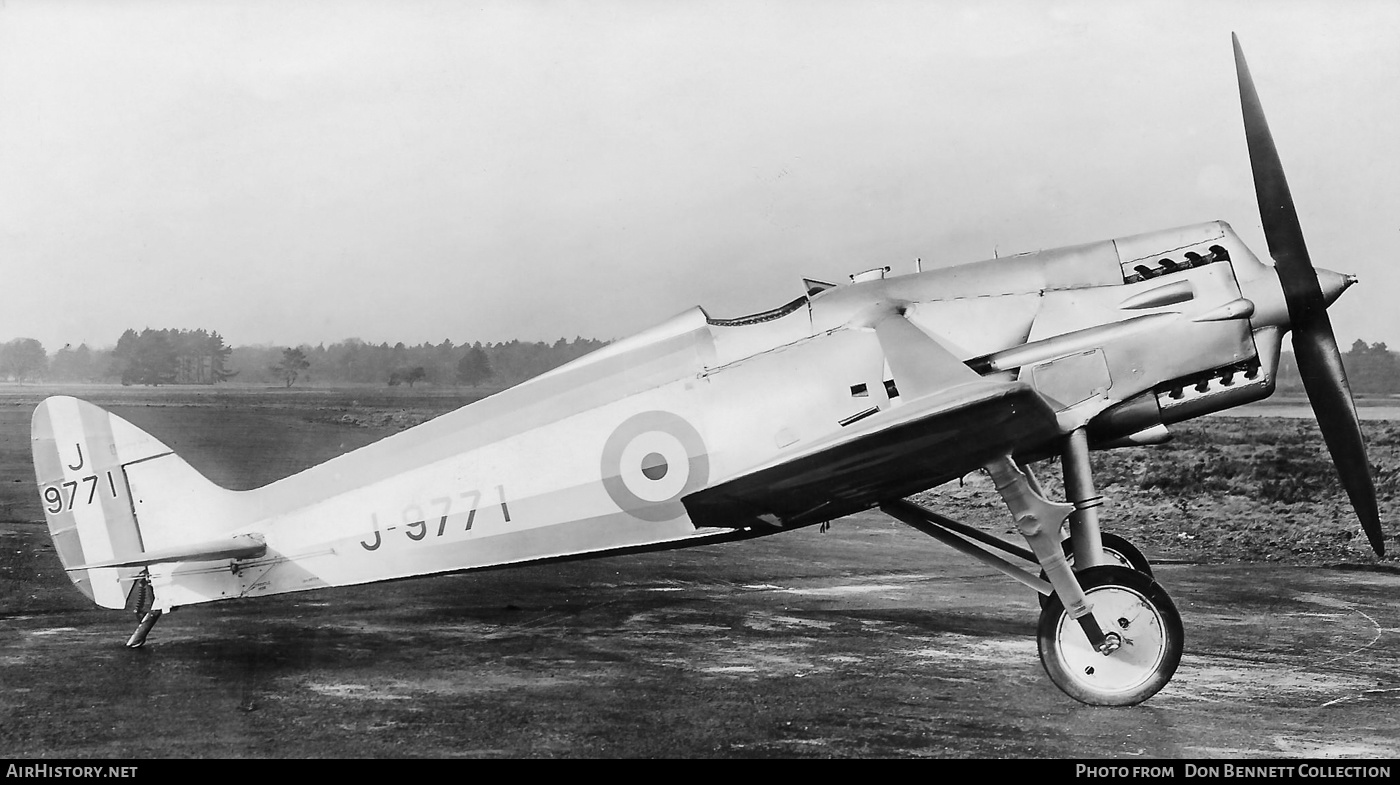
[36,220,1301,611]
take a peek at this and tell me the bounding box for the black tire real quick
[1037,565,1183,706]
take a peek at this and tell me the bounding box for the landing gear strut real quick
[1040,428,1154,607]
[881,430,1180,705]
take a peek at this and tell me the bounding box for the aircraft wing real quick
[684,380,1060,528]
[685,314,1064,529]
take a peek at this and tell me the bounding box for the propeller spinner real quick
[1233,34,1386,555]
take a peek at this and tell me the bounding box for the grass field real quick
[0,382,1394,622]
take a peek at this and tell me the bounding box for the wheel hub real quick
[1096,631,1123,655]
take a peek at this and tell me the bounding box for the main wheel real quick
[1039,531,1153,608]
[1037,565,1183,706]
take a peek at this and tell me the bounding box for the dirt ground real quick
[1,384,1397,758]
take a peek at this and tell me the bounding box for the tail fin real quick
[31,397,263,610]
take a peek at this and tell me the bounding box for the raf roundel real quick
[601,411,710,522]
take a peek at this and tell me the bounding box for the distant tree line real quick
[231,337,606,388]
[1276,340,1400,395]
[0,330,608,389]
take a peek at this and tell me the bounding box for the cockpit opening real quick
[705,295,810,327]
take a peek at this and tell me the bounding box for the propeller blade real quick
[1294,321,1385,554]
[1233,34,1385,555]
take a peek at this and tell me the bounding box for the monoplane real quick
[32,37,1384,705]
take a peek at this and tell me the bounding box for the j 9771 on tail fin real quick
[32,397,264,615]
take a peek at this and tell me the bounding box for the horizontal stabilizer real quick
[63,534,266,571]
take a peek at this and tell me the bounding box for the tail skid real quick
[32,396,258,612]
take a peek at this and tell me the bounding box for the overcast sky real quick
[1,0,1396,353]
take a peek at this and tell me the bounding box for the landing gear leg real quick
[1041,435,1181,705]
[1063,428,1107,569]
[882,456,1182,704]
[1036,430,1153,608]
[983,457,1112,652]
[1061,427,1152,574]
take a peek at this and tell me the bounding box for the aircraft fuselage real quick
[128,219,1300,610]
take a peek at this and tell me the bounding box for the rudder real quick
[31,396,252,610]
